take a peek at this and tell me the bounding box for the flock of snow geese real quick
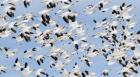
[0,0,139,77]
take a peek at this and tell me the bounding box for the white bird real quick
[13,58,23,71]
[0,47,17,58]
[21,62,32,77]
[0,27,11,38]
[23,50,33,59]
[23,0,32,8]
[34,68,48,77]
[102,69,109,76]
[35,55,45,66]
[84,0,110,15]
[0,65,7,74]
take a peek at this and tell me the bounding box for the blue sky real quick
[0,0,140,77]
